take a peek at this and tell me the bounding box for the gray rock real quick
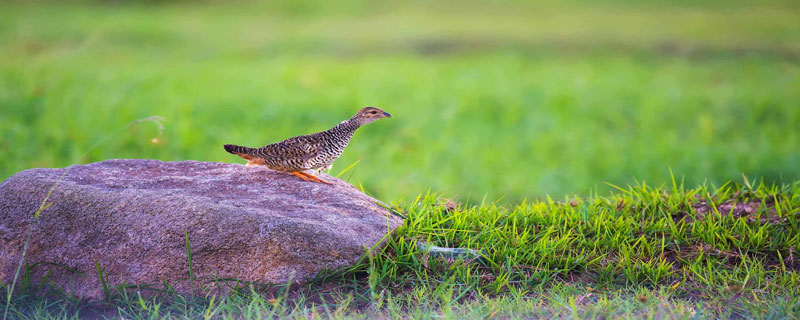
[0,159,403,299]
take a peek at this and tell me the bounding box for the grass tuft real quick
[3,180,798,318]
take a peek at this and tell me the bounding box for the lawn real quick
[4,181,800,318]
[2,0,800,318]
[1,0,799,202]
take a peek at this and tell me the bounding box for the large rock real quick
[0,159,403,299]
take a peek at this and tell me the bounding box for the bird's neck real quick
[331,117,361,133]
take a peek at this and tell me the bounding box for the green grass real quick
[2,0,800,202]
[2,0,800,318]
[3,180,799,318]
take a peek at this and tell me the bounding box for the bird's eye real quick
[370,111,378,114]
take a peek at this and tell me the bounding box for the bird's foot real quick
[291,171,332,185]
[291,171,314,182]
[301,171,332,184]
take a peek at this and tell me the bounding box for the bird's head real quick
[354,106,392,125]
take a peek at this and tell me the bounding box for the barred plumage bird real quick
[223,107,392,184]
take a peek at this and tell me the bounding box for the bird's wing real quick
[259,136,320,161]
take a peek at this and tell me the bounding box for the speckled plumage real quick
[224,107,391,183]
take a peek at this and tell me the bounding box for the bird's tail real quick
[224,144,258,160]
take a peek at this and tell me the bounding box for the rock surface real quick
[0,159,403,299]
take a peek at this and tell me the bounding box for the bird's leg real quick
[290,171,332,184]
[291,171,315,182]
[298,171,332,185]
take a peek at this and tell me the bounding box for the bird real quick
[223,106,392,184]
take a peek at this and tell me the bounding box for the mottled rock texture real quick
[0,159,402,299]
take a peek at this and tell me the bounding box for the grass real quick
[2,0,800,318]
[2,0,800,202]
[3,179,799,318]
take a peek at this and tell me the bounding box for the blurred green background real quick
[1,0,799,203]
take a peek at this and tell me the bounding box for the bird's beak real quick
[383,112,392,118]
